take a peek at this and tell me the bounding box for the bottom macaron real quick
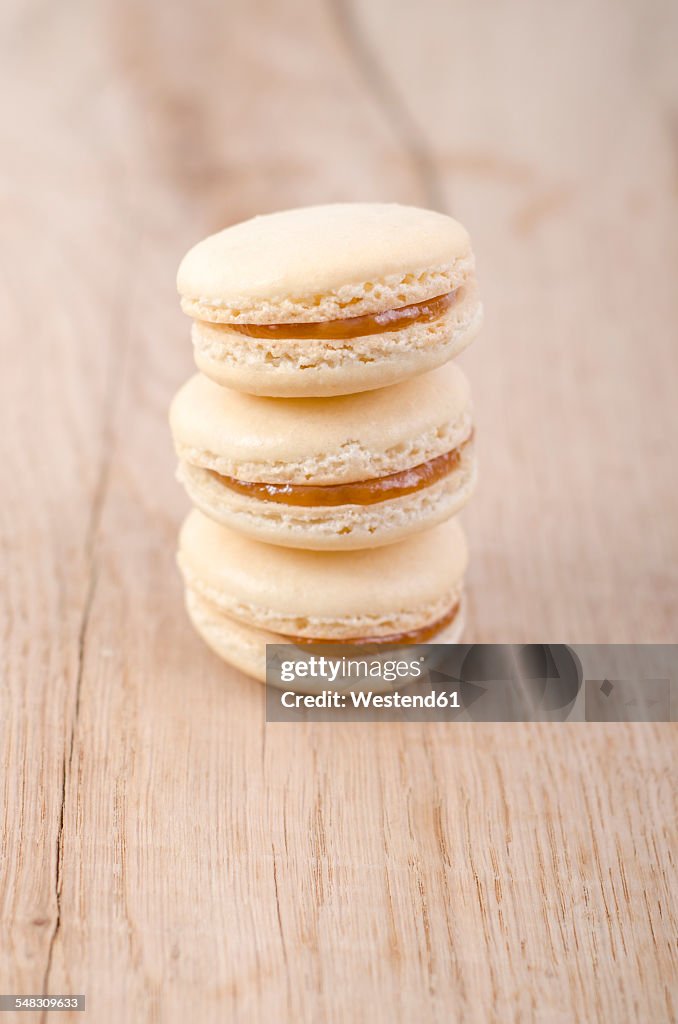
[185,589,466,688]
[177,509,468,684]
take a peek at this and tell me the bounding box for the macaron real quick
[178,510,468,683]
[177,202,482,397]
[169,362,477,550]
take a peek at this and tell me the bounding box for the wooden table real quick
[2,1,676,1020]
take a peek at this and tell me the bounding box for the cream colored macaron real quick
[169,362,476,550]
[177,203,482,397]
[178,510,468,683]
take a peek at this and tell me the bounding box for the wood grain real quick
[1,0,676,1021]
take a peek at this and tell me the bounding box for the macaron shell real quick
[177,510,468,637]
[185,587,466,686]
[170,362,472,485]
[177,203,472,324]
[176,444,477,550]
[191,285,482,398]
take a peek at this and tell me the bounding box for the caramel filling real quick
[209,432,473,508]
[224,290,460,341]
[287,600,461,648]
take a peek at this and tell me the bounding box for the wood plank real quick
[0,0,675,1021]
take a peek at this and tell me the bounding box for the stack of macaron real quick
[171,203,482,683]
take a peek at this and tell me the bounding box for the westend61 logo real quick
[278,653,459,710]
[265,644,676,723]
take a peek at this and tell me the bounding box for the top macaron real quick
[177,203,482,397]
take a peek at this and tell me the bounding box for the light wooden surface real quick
[1,0,676,1021]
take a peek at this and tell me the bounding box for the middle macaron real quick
[169,361,477,550]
